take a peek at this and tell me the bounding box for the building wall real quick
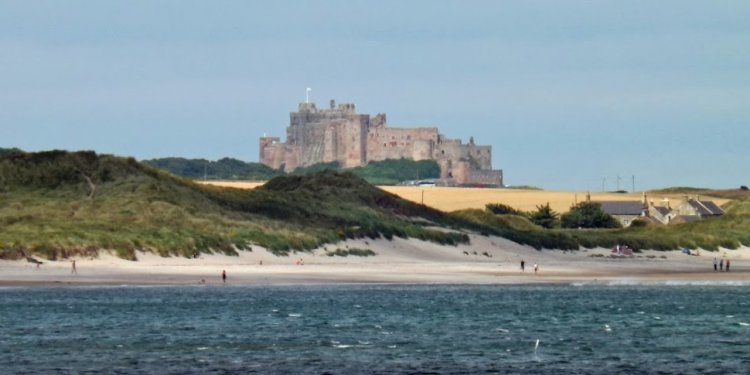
[367,125,438,162]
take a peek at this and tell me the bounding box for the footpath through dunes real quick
[202,181,731,214]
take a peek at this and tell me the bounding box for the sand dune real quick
[2,234,747,287]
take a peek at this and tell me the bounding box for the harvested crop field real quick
[202,181,727,213]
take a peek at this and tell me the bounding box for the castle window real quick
[441,150,445,155]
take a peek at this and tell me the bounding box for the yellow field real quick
[201,181,728,213]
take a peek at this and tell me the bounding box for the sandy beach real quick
[2,234,748,287]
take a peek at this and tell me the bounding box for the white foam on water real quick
[288,313,302,317]
[601,280,750,287]
[496,328,510,333]
[726,315,735,318]
[604,324,612,332]
[739,322,749,326]
[197,347,208,351]
[335,344,351,349]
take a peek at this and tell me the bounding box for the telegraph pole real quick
[632,175,635,193]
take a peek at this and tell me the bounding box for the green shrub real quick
[326,248,376,257]
[485,203,525,216]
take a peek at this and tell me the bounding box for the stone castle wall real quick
[259,100,503,186]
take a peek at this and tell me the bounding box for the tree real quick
[70,151,100,199]
[560,201,621,229]
[529,202,559,229]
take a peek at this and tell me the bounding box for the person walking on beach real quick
[533,263,538,275]
[221,270,227,283]
[71,260,77,275]
[521,260,525,272]
[726,259,730,272]
[713,257,718,271]
[720,259,724,271]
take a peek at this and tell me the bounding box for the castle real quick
[259,100,503,186]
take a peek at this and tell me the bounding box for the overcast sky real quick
[1,1,748,190]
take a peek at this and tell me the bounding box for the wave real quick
[571,280,750,287]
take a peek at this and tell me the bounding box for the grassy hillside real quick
[142,157,283,180]
[2,149,746,259]
[145,155,440,185]
[0,150,466,260]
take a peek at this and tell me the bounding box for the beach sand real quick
[2,234,748,287]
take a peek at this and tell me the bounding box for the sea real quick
[1,283,749,374]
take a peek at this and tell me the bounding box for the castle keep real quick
[259,100,503,186]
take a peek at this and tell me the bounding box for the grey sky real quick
[1,1,748,190]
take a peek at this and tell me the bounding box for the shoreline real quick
[2,234,748,288]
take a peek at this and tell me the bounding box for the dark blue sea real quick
[1,284,749,374]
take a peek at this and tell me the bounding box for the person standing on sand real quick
[221,270,227,283]
[726,259,730,272]
[521,260,525,272]
[713,258,718,272]
[71,260,77,275]
[533,263,538,275]
[720,259,724,271]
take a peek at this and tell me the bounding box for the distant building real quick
[647,204,673,224]
[596,195,724,227]
[259,100,503,186]
[596,201,646,227]
[673,198,725,219]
